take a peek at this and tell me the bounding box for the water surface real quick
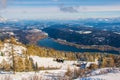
[38,38,119,54]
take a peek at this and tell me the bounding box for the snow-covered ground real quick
[0,67,120,80]
[0,43,120,80]
[89,68,120,80]
[0,43,26,56]
[0,56,77,80]
[31,56,77,70]
[0,70,67,80]
[0,56,120,80]
[75,31,92,34]
[75,68,120,80]
[0,42,78,80]
[0,43,26,64]
[0,56,9,62]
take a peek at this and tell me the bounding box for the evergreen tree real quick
[35,62,38,73]
[1,52,4,56]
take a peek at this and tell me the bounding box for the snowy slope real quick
[75,68,120,80]
[0,70,67,80]
[0,56,78,80]
[31,56,77,70]
[0,43,26,63]
[0,43,26,56]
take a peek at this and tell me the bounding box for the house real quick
[76,58,99,69]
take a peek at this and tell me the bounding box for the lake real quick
[38,38,120,54]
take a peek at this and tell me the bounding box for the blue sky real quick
[9,0,120,6]
[0,0,120,20]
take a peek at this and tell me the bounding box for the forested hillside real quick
[0,37,120,73]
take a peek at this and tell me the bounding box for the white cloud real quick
[78,6,120,12]
[1,5,120,19]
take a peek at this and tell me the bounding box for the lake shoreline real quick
[54,38,120,52]
[38,38,120,54]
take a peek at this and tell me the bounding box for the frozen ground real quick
[1,68,120,80]
[0,56,77,80]
[0,70,67,80]
[75,68,120,80]
[0,55,120,80]
[30,56,77,70]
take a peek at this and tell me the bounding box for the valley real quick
[0,0,120,79]
[0,18,120,54]
[0,18,120,80]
